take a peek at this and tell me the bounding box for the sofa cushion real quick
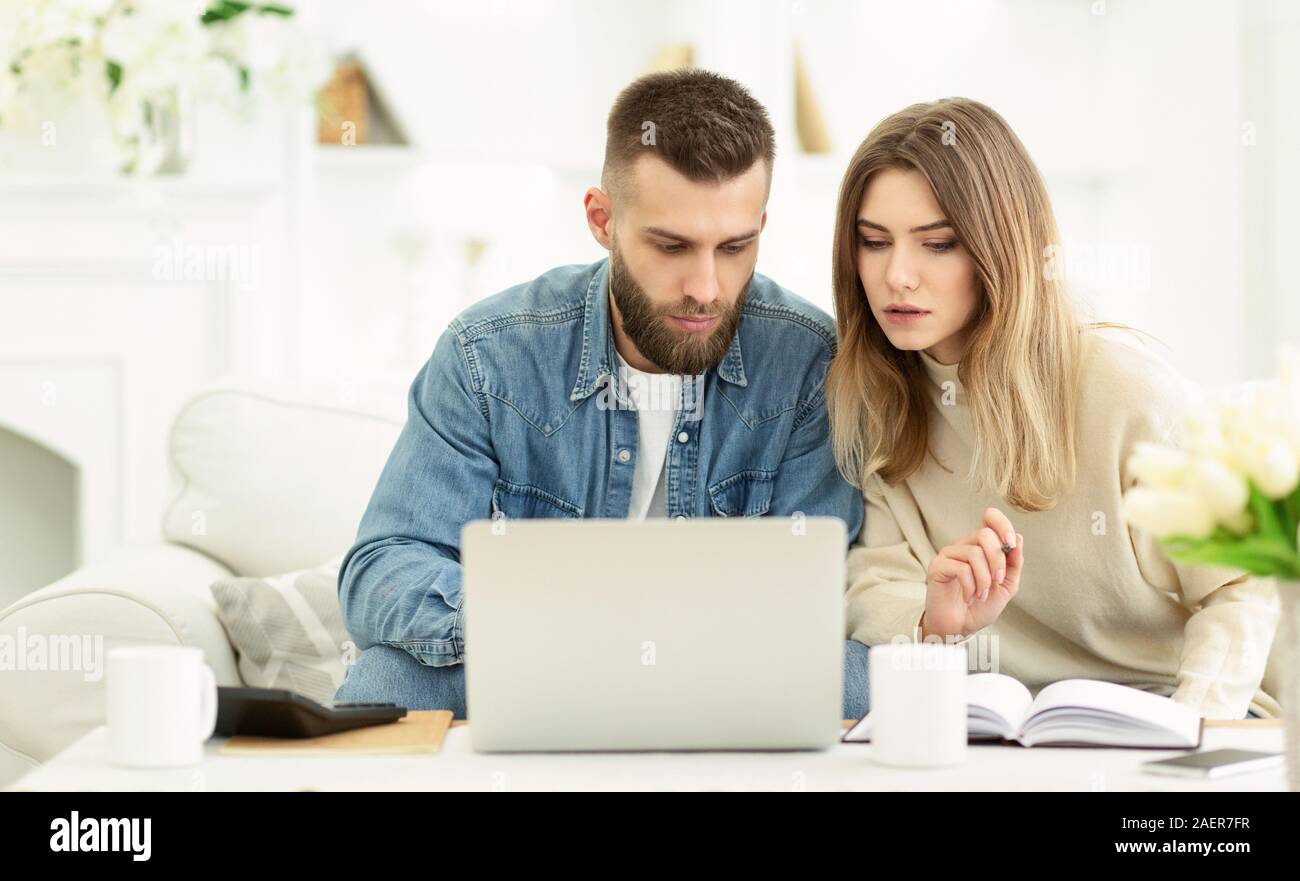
[210,556,351,705]
[162,377,406,576]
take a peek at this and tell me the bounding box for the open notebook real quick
[843,675,1203,749]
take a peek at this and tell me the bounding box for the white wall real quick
[1241,0,1300,382]
[301,0,1298,386]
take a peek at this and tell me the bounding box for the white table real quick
[7,721,1288,792]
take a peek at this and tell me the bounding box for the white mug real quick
[868,642,968,768]
[106,645,217,768]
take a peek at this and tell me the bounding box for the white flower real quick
[1122,345,1300,565]
[1185,456,1249,521]
[100,4,211,95]
[1241,434,1300,500]
[1127,442,1191,490]
[1219,509,1255,536]
[1183,405,1234,464]
[5,0,322,168]
[1123,487,1216,540]
[14,0,115,48]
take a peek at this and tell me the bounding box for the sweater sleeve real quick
[1131,530,1280,719]
[845,473,932,645]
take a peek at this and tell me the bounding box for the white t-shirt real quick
[614,352,686,519]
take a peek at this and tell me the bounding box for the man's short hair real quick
[602,69,776,201]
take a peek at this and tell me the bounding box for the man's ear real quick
[760,209,767,232]
[584,187,614,251]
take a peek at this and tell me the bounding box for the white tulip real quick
[1123,487,1216,540]
[1219,508,1255,536]
[1127,442,1191,490]
[1243,435,1300,500]
[1185,456,1249,521]
[1275,409,1300,463]
[1183,405,1230,459]
[1221,400,1271,476]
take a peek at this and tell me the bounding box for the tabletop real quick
[7,719,1287,792]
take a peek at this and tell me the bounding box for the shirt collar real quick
[569,258,747,401]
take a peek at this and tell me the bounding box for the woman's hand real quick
[921,507,1024,640]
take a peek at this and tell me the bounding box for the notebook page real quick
[1025,679,1200,743]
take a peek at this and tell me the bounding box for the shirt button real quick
[676,431,689,443]
[617,448,631,463]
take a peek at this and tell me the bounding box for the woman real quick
[826,98,1279,719]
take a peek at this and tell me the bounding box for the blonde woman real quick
[827,98,1279,719]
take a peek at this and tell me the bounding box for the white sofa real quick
[0,376,408,782]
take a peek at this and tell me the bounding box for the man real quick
[335,69,867,719]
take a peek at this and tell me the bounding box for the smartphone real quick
[1141,748,1284,779]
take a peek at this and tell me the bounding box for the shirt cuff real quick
[1170,683,1249,720]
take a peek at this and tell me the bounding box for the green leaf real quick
[239,66,250,91]
[106,60,122,94]
[1247,483,1286,541]
[257,4,294,15]
[201,1,252,24]
[1164,533,1300,578]
[1284,485,1300,552]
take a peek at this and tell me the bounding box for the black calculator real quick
[215,686,407,738]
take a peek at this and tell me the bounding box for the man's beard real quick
[608,241,750,376]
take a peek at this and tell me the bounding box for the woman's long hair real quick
[826,98,1083,512]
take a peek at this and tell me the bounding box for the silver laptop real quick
[460,517,846,752]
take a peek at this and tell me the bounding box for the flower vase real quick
[121,87,195,176]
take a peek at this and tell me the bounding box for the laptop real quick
[460,517,847,752]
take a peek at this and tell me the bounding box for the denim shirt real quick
[338,257,863,667]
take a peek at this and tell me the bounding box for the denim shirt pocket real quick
[706,469,776,518]
[491,478,585,519]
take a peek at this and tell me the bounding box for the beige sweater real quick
[845,328,1281,719]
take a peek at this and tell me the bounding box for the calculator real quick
[214,686,407,738]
